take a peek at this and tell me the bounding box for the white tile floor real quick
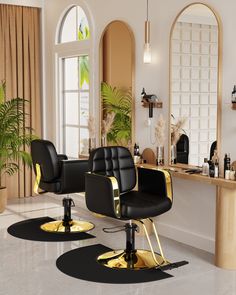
[1,194,236,295]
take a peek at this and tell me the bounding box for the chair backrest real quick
[88,146,136,193]
[31,139,60,182]
[210,141,217,160]
[176,134,189,164]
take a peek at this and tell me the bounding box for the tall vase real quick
[156,146,164,166]
[101,135,107,147]
[88,138,96,154]
[171,144,177,164]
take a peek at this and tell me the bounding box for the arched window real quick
[55,5,92,158]
[59,6,90,43]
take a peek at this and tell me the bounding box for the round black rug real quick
[56,244,173,284]
[7,217,95,242]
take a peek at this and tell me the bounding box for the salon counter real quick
[137,163,236,270]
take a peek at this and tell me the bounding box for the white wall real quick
[43,0,236,253]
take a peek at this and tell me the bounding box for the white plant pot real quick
[0,187,7,213]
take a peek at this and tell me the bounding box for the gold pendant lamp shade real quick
[143,0,151,63]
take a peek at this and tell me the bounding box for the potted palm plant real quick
[101,82,132,147]
[0,80,34,213]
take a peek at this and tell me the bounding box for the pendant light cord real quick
[146,0,149,21]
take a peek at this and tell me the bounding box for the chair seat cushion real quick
[120,191,172,220]
[40,181,61,194]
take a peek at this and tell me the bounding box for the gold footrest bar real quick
[40,220,94,233]
[97,249,169,270]
[139,219,169,267]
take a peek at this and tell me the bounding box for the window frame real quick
[54,4,94,156]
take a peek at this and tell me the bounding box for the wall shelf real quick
[142,101,163,108]
[232,102,236,110]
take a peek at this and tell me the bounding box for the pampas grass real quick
[101,112,115,137]
[171,117,186,145]
[155,114,166,146]
[88,115,95,138]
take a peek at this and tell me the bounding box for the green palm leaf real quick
[0,81,37,186]
[101,82,132,146]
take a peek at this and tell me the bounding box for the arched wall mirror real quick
[99,20,135,148]
[169,3,221,167]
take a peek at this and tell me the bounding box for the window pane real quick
[79,56,89,89]
[80,128,89,155]
[80,92,89,125]
[64,57,78,90]
[65,127,79,158]
[77,7,90,40]
[65,93,79,125]
[60,7,77,43]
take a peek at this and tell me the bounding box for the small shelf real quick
[142,101,163,108]
[232,102,236,110]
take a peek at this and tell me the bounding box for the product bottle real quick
[202,158,209,176]
[224,153,231,177]
[208,160,215,178]
[230,167,235,181]
[214,159,219,178]
[133,143,140,164]
[134,143,140,156]
[232,85,236,102]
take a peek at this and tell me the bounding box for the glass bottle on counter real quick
[214,159,219,178]
[133,143,140,164]
[202,158,209,176]
[232,85,236,103]
[224,153,231,178]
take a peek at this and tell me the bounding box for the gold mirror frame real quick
[99,20,135,148]
[168,2,222,167]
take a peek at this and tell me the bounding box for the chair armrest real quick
[137,167,173,202]
[59,160,88,194]
[57,154,68,161]
[85,173,121,218]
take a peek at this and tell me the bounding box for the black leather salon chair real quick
[176,134,189,164]
[85,146,174,270]
[31,139,94,233]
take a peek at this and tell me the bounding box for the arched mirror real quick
[169,3,221,167]
[99,20,135,148]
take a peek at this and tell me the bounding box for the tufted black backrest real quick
[88,146,136,193]
[31,139,60,182]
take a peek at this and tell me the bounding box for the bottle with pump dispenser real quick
[232,85,236,103]
[133,143,140,164]
[224,153,231,178]
[212,149,219,178]
[202,158,209,176]
[214,158,219,178]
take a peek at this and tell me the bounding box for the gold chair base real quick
[97,249,170,270]
[40,220,94,233]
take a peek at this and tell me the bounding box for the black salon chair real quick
[176,134,189,164]
[31,139,94,233]
[85,146,184,270]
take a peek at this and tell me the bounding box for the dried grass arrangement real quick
[155,114,166,146]
[101,112,115,139]
[171,116,186,145]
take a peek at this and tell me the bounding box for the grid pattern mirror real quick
[170,4,219,166]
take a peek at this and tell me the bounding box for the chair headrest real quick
[31,139,60,182]
[88,146,136,193]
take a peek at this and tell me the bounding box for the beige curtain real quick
[0,4,41,198]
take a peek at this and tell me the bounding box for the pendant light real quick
[143,0,151,63]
